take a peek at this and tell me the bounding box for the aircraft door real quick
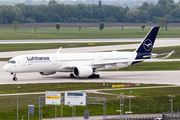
[53,57,57,65]
[98,56,102,62]
[22,58,27,66]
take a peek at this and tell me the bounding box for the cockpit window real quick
[8,60,16,64]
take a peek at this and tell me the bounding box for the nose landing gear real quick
[11,73,17,81]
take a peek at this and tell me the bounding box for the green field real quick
[120,61,180,71]
[0,83,165,94]
[0,42,139,52]
[0,83,179,120]
[0,27,180,40]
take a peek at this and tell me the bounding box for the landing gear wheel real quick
[88,74,100,79]
[13,77,17,81]
[70,73,75,78]
[96,74,100,78]
[13,74,17,81]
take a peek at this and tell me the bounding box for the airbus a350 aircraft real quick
[3,26,174,81]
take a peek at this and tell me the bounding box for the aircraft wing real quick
[60,64,77,69]
[92,59,144,66]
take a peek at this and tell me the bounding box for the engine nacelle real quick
[73,66,93,77]
[39,72,56,76]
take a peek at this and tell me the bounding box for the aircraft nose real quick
[3,65,8,72]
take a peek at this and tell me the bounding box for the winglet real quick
[162,50,175,59]
[56,47,62,54]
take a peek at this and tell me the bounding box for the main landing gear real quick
[70,73,76,78]
[69,73,100,79]
[88,74,100,79]
[11,73,17,81]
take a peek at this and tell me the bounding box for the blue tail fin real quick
[135,27,159,53]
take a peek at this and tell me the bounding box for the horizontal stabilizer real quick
[143,50,175,59]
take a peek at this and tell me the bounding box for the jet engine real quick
[39,72,56,76]
[73,66,93,77]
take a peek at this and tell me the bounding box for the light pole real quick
[169,95,175,119]
[17,86,21,120]
[129,91,132,112]
[120,93,124,120]
[125,111,132,120]
[117,93,123,120]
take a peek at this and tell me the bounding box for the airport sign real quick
[45,91,61,105]
[65,92,86,106]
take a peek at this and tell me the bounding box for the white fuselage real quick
[3,51,137,73]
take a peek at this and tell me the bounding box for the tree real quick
[168,0,174,4]
[55,23,60,32]
[141,24,146,31]
[126,10,139,22]
[12,21,19,32]
[164,14,172,23]
[158,0,168,7]
[170,6,180,19]
[124,6,130,15]
[99,0,102,8]
[0,11,3,24]
[158,17,166,28]
[164,14,172,30]
[99,22,104,31]
[52,12,63,22]
[138,2,149,11]
[105,16,118,22]
[138,10,150,22]
[67,17,78,23]
[48,0,57,5]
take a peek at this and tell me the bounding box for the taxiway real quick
[0,62,180,85]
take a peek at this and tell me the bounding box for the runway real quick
[1,62,180,85]
[0,38,180,58]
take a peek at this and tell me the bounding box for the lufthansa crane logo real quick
[143,39,152,51]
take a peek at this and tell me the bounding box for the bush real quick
[80,18,100,23]
[25,18,32,23]
[105,16,118,22]
[172,18,180,23]
[67,17,78,23]
[141,24,146,31]
[56,23,61,32]
[31,19,36,23]
[99,22,104,31]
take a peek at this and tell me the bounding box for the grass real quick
[100,86,180,97]
[152,46,180,59]
[0,42,139,52]
[0,58,11,61]
[120,61,180,71]
[0,27,180,40]
[0,84,179,120]
[0,83,165,94]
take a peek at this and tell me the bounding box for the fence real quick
[163,112,180,120]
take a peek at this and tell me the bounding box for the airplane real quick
[3,26,174,81]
